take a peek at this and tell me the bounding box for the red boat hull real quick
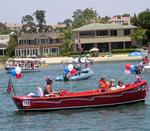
[12,80,148,111]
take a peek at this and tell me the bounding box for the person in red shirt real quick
[143,56,149,64]
[98,77,110,92]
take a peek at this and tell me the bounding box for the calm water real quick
[0,61,150,131]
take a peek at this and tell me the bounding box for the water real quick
[0,61,150,131]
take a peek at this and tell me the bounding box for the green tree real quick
[131,9,150,42]
[21,15,36,33]
[33,10,46,32]
[60,29,74,54]
[131,29,146,48]
[122,13,130,17]
[7,33,18,57]
[130,13,139,26]
[0,22,11,34]
[72,8,97,28]
[63,19,72,28]
[99,16,110,23]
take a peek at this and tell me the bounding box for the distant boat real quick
[55,68,93,81]
[55,57,94,81]
[4,58,41,73]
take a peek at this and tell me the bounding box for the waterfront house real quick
[5,22,22,31]
[0,35,9,56]
[15,32,63,57]
[72,23,138,52]
[108,16,131,25]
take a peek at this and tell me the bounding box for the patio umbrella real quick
[128,51,144,57]
[89,47,99,52]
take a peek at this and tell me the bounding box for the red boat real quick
[12,80,148,111]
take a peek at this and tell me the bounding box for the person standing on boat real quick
[44,76,53,96]
[98,77,110,92]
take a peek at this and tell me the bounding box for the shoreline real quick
[41,54,142,64]
[0,54,142,69]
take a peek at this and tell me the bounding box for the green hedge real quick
[111,48,137,54]
[0,56,9,63]
[62,51,91,57]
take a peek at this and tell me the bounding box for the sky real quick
[0,0,150,25]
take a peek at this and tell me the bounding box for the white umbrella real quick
[89,47,99,52]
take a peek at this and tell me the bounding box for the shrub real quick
[111,48,137,54]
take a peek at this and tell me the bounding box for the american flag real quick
[7,77,15,95]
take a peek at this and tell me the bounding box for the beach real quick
[0,54,142,69]
[41,54,142,64]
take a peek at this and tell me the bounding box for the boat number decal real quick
[23,100,30,106]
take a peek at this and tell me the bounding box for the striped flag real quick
[7,77,15,95]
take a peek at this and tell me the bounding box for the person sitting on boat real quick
[44,76,53,96]
[134,75,142,83]
[98,77,110,92]
[37,86,44,97]
[143,56,149,65]
[63,73,69,81]
[116,81,125,89]
[109,79,117,90]
[31,62,35,69]
[135,63,144,74]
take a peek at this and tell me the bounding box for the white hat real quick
[110,79,115,82]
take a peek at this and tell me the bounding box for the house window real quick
[33,49,35,55]
[24,50,26,56]
[49,38,52,44]
[52,39,57,44]
[18,50,20,56]
[52,48,56,53]
[46,48,48,53]
[46,39,48,44]
[96,30,108,36]
[29,40,31,44]
[38,39,40,44]
[21,50,23,55]
[23,40,26,44]
[79,31,95,37]
[124,29,130,35]
[19,40,21,45]
[49,48,52,54]
[27,49,29,55]
[57,38,62,43]
[51,48,59,54]
[41,39,46,44]
[110,30,117,36]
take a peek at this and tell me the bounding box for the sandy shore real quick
[0,54,142,69]
[41,54,142,64]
